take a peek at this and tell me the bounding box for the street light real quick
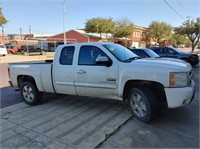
[63,0,66,44]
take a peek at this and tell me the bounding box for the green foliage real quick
[85,17,133,41]
[148,21,173,44]
[171,34,187,46]
[113,17,134,38]
[174,18,200,52]
[0,6,8,26]
[85,17,115,38]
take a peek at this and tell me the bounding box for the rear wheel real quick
[24,51,29,56]
[128,86,158,122]
[41,50,46,55]
[21,82,42,105]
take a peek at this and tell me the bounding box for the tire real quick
[128,86,158,122]
[20,82,42,105]
[41,50,46,55]
[24,51,29,56]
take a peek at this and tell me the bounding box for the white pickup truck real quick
[8,42,196,122]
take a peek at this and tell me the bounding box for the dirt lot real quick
[0,53,54,63]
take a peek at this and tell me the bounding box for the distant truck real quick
[6,45,20,54]
[20,45,47,55]
[8,42,196,122]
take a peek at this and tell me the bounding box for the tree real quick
[0,6,8,27]
[171,33,187,47]
[85,17,115,40]
[148,21,173,45]
[174,18,200,52]
[113,17,134,46]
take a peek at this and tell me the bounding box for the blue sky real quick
[1,0,199,35]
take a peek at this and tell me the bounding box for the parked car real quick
[21,45,47,55]
[8,42,195,122]
[128,47,159,58]
[6,45,20,54]
[128,47,187,64]
[149,46,199,66]
[0,44,7,56]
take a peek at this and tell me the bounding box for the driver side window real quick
[166,48,176,54]
[78,45,108,65]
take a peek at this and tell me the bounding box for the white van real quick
[0,44,7,56]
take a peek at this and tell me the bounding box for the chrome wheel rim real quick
[130,93,147,118]
[22,85,34,102]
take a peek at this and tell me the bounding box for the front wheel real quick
[128,87,158,122]
[21,82,42,105]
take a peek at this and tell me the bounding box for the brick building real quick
[47,29,105,50]
[130,25,150,48]
[48,29,103,43]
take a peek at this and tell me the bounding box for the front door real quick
[165,47,178,58]
[75,45,118,99]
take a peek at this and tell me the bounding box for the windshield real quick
[103,43,138,62]
[145,49,160,58]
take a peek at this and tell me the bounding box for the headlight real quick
[169,72,188,87]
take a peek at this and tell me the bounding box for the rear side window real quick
[133,50,149,58]
[60,46,75,65]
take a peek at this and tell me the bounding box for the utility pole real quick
[2,25,4,44]
[20,28,22,40]
[63,0,66,44]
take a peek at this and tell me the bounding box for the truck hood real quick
[132,58,192,72]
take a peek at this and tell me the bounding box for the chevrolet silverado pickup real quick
[8,42,196,122]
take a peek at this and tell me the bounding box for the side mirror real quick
[96,56,112,67]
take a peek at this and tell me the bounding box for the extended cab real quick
[8,42,196,122]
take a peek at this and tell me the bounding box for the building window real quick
[133,31,141,38]
[142,32,146,38]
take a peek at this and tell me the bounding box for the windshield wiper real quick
[124,57,140,62]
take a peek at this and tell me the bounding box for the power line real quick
[163,0,185,20]
[177,0,190,16]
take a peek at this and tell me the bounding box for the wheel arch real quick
[123,80,167,108]
[17,75,38,89]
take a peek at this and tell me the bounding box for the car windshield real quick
[145,49,160,58]
[103,43,138,62]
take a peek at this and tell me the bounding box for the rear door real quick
[53,46,76,95]
[75,45,118,99]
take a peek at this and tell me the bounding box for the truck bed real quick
[9,60,55,93]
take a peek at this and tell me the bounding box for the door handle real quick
[76,70,86,74]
